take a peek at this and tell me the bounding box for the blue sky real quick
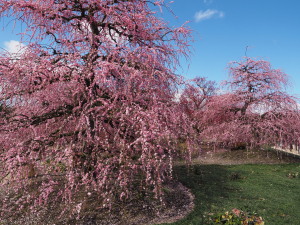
[161,0,300,97]
[1,0,300,96]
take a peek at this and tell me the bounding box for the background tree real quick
[180,77,217,134]
[200,57,300,148]
[0,0,194,217]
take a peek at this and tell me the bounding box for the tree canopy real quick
[0,0,195,217]
[183,58,300,148]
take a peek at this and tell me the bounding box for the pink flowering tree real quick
[0,0,194,216]
[179,77,217,134]
[202,57,300,148]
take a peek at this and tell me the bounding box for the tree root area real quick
[1,181,194,225]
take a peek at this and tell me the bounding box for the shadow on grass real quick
[170,164,235,225]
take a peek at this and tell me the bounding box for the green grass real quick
[164,163,300,225]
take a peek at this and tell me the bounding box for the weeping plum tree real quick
[0,0,194,216]
[179,77,217,134]
[202,57,300,148]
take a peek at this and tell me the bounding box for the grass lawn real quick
[163,163,300,225]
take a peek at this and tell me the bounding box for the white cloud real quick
[4,40,26,54]
[174,88,183,102]
[216,89,228,95]
[194,9,225,22]
[203,0,213,4]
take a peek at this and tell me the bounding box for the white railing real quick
[273,144,300,156]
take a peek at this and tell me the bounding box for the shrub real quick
[210,208,264,225]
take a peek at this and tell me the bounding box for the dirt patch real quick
[193,147,300,165]
[148,182,194,225]
[0,181,194,225]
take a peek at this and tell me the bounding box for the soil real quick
[0,180,194,225]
